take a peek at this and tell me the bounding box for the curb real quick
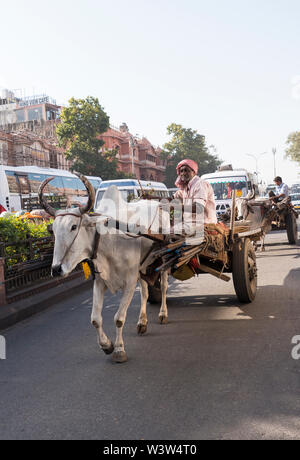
[0,274,93,332]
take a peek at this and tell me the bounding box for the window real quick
[146,155,155,163]
[5,171,19,193]
[17,175,30,194]
[46,109,57,120]
[99,180,137,188]
[16,110,25,122]
[62,177,80,195]
[209,180,247,200]
[49,176,65,195]
[95,190,105,207]
[26,173,64,195]
[89,179,102,191]
[27,173,46,193]
[28,107,43,121]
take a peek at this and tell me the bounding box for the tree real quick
[56,96,126,179]
[286,131,300,165]
[161,123,222,187]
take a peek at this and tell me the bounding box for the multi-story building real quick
[100,123,166,181]
[0,90,60,127]
[0,129,70,170]
[0,89,67,169]
[0,90,166,181]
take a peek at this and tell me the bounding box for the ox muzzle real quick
[52,264,63,277]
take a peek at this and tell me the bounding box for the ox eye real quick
[71,224,77,231]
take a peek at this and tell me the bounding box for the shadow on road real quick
[159,267,300,323]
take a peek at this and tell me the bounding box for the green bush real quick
[0,215,52,242]
[0,216,53,268]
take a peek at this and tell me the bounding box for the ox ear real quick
[81,215,99,228]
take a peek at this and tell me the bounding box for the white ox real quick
[39,173,170,363]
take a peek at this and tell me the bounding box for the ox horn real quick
[73,171,95,214]
[38,177,56,217]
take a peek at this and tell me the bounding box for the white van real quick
[0,165,102,212]
[201,167,258,217]
[290,193,300,213]
[95,179,168,208]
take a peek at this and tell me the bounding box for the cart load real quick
[139,216,259,304]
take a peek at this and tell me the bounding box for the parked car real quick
[95,179,169,208]
[290,193,300,213]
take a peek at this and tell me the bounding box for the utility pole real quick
[272,148,277,178]
[246,152,267,177]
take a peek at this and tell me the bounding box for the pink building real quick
[100,123,166,182]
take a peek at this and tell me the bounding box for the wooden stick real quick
[178,249,202,263]
[166,240,186,250]
[179,245,204,258]
[174,259,192,269]
[155,254,180,272]
[197,263,231,282]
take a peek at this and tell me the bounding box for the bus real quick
[95,179,169,208]
[0,165,102,212]
[201,166,259,217]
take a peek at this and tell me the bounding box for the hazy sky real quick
[1,0,300,185]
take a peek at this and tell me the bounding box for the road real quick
[0,227,299,440]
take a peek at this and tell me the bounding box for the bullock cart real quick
[262,197,298,245]
[139,193,261,304]
[237,196,298,245]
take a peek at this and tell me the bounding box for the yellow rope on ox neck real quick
[82,262,91,280]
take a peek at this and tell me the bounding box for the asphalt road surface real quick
[0,227,299,440]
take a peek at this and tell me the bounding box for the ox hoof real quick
[102,342,115,355]
[112,351,128,363]
[137,323,147,335]
[159,315,168,325]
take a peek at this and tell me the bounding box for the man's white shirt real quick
[275,183,289,198]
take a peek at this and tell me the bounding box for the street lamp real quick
[246,152,267,176]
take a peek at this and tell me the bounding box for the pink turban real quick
[175,159,199,189]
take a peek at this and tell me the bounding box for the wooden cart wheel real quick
[232,237,257,303]
[148,279,162,304]
[285,212,298,244]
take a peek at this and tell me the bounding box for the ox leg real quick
[137,278,148,335]
[91,276,114,355]
[158,271,169,324]
[113,279,137,363]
